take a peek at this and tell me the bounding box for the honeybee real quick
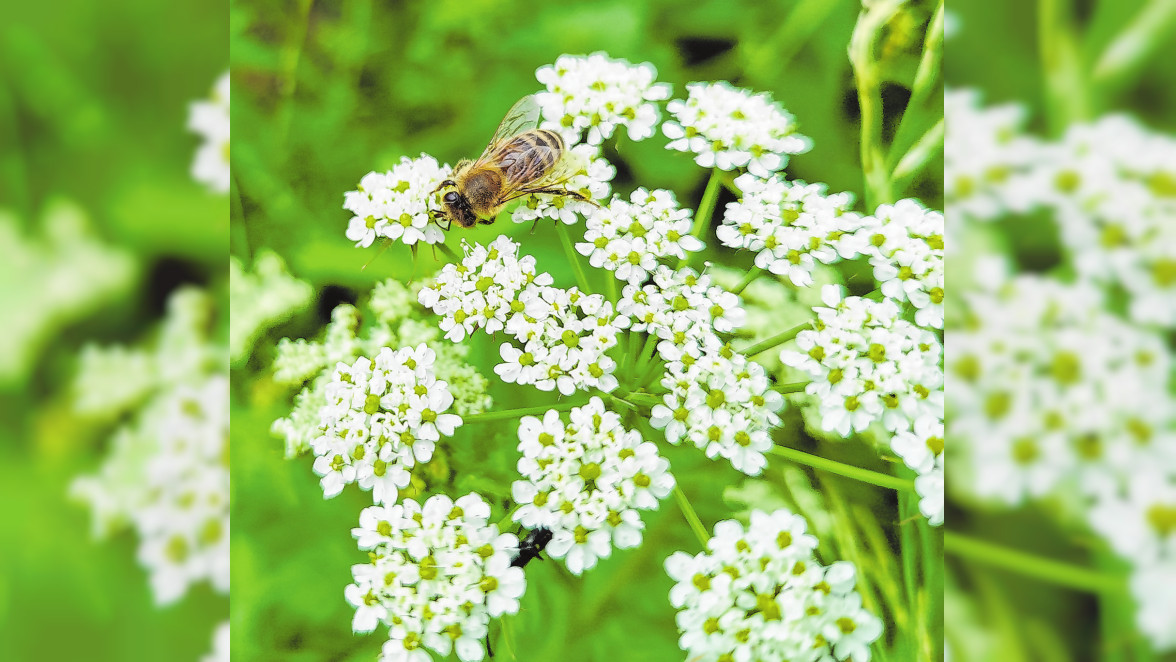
[431,95,593,229]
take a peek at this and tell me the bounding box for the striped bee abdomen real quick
[498,129,564,185]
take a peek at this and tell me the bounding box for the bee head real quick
[440,190,478,229]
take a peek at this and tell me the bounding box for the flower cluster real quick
[576,188,703,284]
[347,494,525,662]
[511,397,674,575]
[718,173,863,287]
[663,81,811,178]
[273,280,491,459]
[494,285,623,395]
[510,143,616,226]
[229,250,313,364]
[418,236,552,342]
[857,199,945,329]
[535,52,672,145]
[948,271,1171,507]
[618,265,745,345]
[1,201,135,387]
[188,71,230,193]
[1012,116,1176,327]
[344,154,452,248]
[313,345,463,504]
[72,288,229,605]
[944,88,1037,222]
[665,509,883,662]
[783,286,944,439]
[652,337,783,476]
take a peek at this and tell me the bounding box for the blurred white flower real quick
[188,72,230,193]
[72,288,228,605]
[229,250,313,364]
[202,621,230,662]
[663,81,811,177]
[0,202,135,387]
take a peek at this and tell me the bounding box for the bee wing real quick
[492,147,590,207]
[474,95,542,165]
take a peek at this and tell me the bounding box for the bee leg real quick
[486,632,494,658]
[530,219,540,235]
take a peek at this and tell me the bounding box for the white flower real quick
[665,508,883,662]
[663,81,811,178]
[201,621,230,662]
[535,52,672,145]
[915,466,944,527]
[188,72,230,193]
[311,344,463,504]
[577,188,704,284]
[719,173,864,286]
[344,154,451,248]
[512,397,674,575]
[856,199,945,328]
[229,250,312,363]
[781,287,943,437]
[944,88,1039,222]
[70,288,229,607]
[350,494,525,662]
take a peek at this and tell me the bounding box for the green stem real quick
[1093,0,1176,86]
[773,381,810,394]
[730,269,761,296]
[1038,0,1091,133]
[673,485,711,548]
[681,168,724,269]
[944,531,1125,594]
[463,399,588,424]
[769,445,915,492]
[849,0,904,207]
[557,222,593,294]
[887,0,944,174]
[898,490,921,643]
[606,272,619,306]
[740,321,811,356]
[891,117,945,190]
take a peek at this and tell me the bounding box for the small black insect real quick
[510,527,553,568]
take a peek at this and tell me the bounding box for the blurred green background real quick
[947,1,1176,660]
[0,0,227,660]
[231,0,941,660]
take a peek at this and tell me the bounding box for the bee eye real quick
[443,192,459,204]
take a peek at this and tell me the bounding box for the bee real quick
[509,526,553,568]
[431,95,593,229]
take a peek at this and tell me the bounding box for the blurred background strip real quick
[0,1,228,660]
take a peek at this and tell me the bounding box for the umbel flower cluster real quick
[347,494,525,662]
[512,397,675,574]
[73,289,229,606]
[948,90,1176,648]
[665,509,883,662]
[272,278,491,459]
[72,288,231,661]
[304,51,949,660]
[313,344,463,504]
[420,235,623,395]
